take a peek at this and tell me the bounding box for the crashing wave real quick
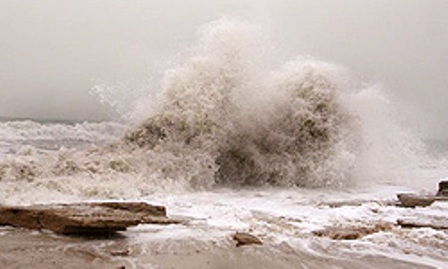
[124,19,360,187]
[0,18,430,203]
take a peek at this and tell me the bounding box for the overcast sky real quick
[0,0,447,139]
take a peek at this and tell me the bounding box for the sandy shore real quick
[1,187,447,269]
[0,226,437,269]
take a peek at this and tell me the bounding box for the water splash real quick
[124,18,360,188]
[0,18,436,203]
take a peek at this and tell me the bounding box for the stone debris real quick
[109,249,131,257]
[0,202,178,235]
[313,223,392,240]
[232,232,263,247]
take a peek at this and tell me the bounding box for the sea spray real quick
[125,19,359,187]
[346,86,429,184]
[0,18,432,203]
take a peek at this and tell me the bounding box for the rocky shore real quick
[0,181,447,268]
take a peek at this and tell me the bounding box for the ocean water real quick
[0,119,126,155]
[1,18,448,268]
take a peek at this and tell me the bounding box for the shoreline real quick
[0,227,438,269]
[1,186,447,268]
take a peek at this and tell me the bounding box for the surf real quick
[0,18,437,204]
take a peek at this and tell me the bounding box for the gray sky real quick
[0,0,447,139]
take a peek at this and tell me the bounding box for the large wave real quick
[0,18,432,203]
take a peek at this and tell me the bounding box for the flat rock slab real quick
[322,199,397,208]
[397,193,436,207]
[86,202,166,216]
[397,217,448,230]
[0,202,176,235]
[397,193,448,208]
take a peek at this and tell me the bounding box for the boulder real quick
[0,202,176,235]
[437,180,448,197]
[232,232,263,247]
[397,193,435,208]
[397,193,448,208]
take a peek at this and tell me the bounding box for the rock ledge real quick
[0,202,177,235]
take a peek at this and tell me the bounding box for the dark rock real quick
[437,180,448,197]
[232,232,263,247]
[0,202,176,235]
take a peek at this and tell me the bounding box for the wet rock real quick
[86,202,166,216]
[232,232,263,247]
[437,180,448,197]
[140,215,183,225]
[0,204,139,235]
[397,193,435,208]
[0,202,175,235]
[110,249,130,257]
[323,199,397,208]
[397,217,448,230]
[313,223,392,240]
[314,227,363,240]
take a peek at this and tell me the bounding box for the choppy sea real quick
[1,18,448,268]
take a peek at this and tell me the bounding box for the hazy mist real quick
[1,0,447,139]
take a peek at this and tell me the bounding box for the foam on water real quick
[0,120,125,141]
[1,18,448,268]
[0,18,445,204]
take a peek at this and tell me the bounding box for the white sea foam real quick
[0,120,126,156]
[0,18,445,204]
[0,120,126,142]
[1,17,448,268]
